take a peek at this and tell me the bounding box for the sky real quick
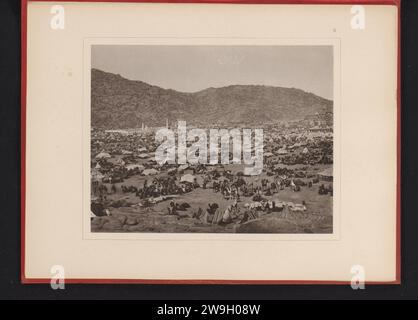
[92,45,333,100]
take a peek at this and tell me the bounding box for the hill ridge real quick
[91,68,333,128]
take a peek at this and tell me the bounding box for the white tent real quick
[126,164,145,171]
[95,151,111,159]
[302,147,309,154]
[138,153,150,159]
[277,148,288,155]
[180,174,196,184]
[178,164,189,171]
[122,150,133,155]
[143,168,158,176]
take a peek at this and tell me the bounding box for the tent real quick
[178,164,189,171]
[122,150,133,155]
[126,164,145,171]
[138,153,150,159]
[302,147,309,154]
[142,168,158,176]
[180,174,196,184]
[91,169,105,181]
[138,147,147,152]
[95,163,101,169]
[318,167,333,181]
[277,148,288,155]
[116,158,125,166]
[95,151,111,159]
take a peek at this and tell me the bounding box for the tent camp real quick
[318,167,333,181]
[142,168,159,176]
[95,151,111,159]
[180,174,196,184]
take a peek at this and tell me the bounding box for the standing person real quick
[202,175,209,189]
[290,180,296,192]
[212,206,222,225]
[141,179,148,199]
[261,179,267,192]
[283,203,290,219]
[221,205,233,224]
[231,200,239,219]
[168,200,177,215]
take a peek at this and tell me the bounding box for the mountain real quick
[91,68,333,129]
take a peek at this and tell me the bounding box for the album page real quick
[24,2,398,282]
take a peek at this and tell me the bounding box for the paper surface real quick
[25,2,398,281]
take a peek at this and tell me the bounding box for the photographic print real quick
[89,45,334,234]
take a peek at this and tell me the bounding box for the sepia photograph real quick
[90,45,334,234]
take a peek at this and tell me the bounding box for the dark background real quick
[0,0,417,300]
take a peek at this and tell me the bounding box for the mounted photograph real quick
[89,45,334,234]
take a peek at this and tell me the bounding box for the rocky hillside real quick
[91,68,333,128]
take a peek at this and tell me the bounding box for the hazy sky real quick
[92,45,333,100]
